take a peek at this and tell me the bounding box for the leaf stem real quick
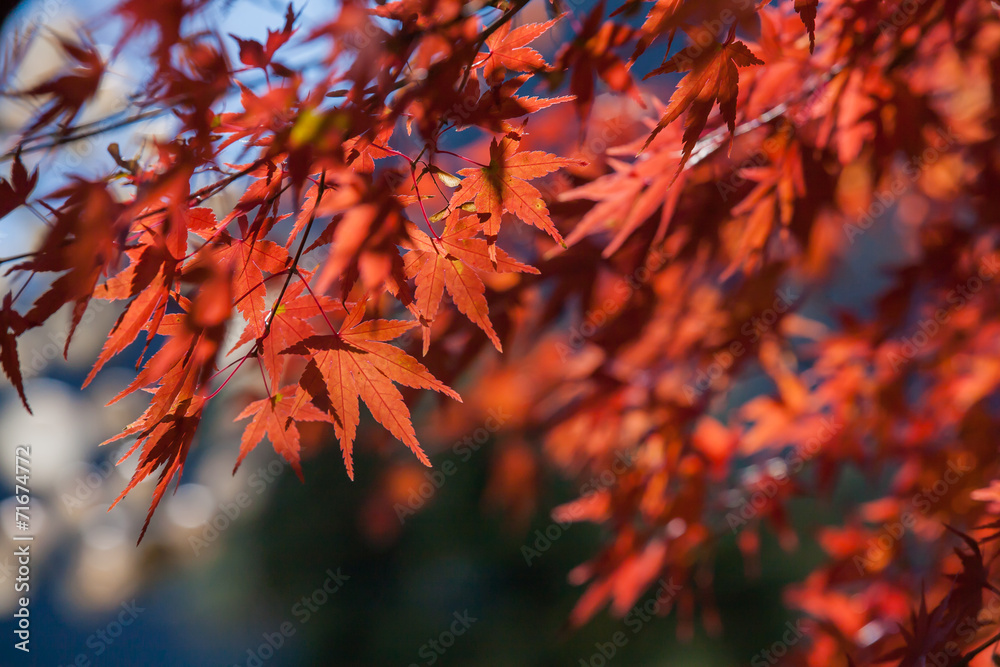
[409,168,442,242]
[293,266,339,335]
[255,353,271,398]
[373,143,443,241]
[260,171,327,344]
[232,269,290,308]
[204,353,252,401]
[436,149,486,168]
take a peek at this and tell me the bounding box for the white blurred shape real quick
[82,519,127,551]
[765,457,788,479]
[0,379,95,491]
[666,517,687,539]
[166,483,215,529]
[856,620,886,647]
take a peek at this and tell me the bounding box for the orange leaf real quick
[641,38,764,169]
[282,301,460,478]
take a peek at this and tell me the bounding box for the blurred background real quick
[0,373,826,666]
[0,0,863,665]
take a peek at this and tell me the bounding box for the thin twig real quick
[294,266,339,335]
[1,108,166,162]
[205,173,328,402]
[260,172,327,343]
[681,61,846,168]
[954,629,1000,666]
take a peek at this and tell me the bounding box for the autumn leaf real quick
[552,0,641,122]
[448,128,584,259]
[228,3,297,74]
[560,145,684,255]
[458,74,575,132]
[0,150,38,221]
[15,180,126,355]
[231,278,343,387]
[201,230,290,342]
[403,209,539,353]
[234,385,333,480]
[85,243,176,386]
[109,397,204,544]
[476,15,562,85]
[283,300,460,479]
[230,34,267,68]
[794,0,819,53]
[19,38,106,134]
[0,293,30,413]
[640,37,764,167]
[629,0,684,63]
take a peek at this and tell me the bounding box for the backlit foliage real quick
[2,0,1000,663]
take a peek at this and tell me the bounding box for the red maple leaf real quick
[552,0,641,122]
[234,384,333,480]
[794,0,819,53]
[475,15,562,85]
[283,300,461,479]
[640,35,764,166]
[0,293,30,413]
[228,3,298,75]
[231,278,343,388]
[403,209,539,353]
[19,39,106,134]
[0,150,38,221]
[448,128,584,259]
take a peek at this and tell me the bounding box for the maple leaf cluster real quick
[2,0,1000,663]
